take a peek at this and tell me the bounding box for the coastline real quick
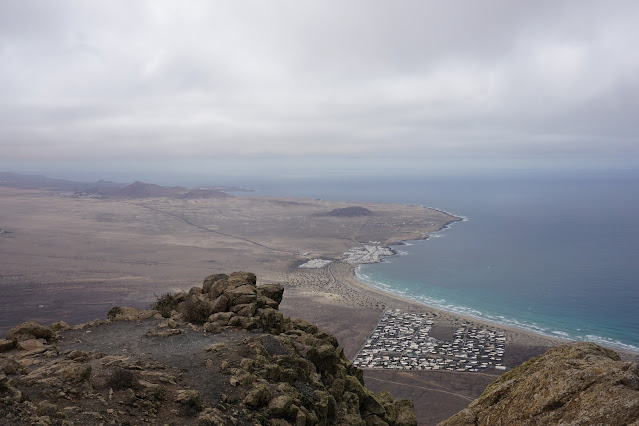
[274,212,639,364]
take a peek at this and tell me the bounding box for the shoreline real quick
[346,239,639,359]
[280,210,639,362]
[350,213,639,357]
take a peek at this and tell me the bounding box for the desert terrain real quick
[0,185,572,424]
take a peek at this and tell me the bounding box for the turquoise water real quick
[243,169,639,352]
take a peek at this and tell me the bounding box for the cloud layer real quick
[1,0,638,162]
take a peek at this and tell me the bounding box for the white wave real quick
[583,335,639,353]
[353,269,639,354]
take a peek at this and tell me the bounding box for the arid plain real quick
[1,186,566,424]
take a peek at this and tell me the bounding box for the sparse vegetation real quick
[182,299,210,325]
[152,293,178,318]
[107,306,123,319]
[106,367,139,391]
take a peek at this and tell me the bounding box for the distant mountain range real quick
[0,172,249,199]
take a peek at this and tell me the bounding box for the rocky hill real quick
[175,189,232,199]
[321,207,374,217]
[0,272,416,425]
[440,342,639,425]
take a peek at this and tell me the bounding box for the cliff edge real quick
[441,342,639,425]
[0,272,416,425]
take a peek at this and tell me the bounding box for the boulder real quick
[188,286,203,296]
[393,399,417,426]
[209,294,229,313]
[203,322,222,333]
[198,407,227,424]
[243,383,272,409]
[0,339,15,352]
[16,339,46,351]
[0,356,22,375]
[174,389,202,412]
[202,273,228,294]
[225,284,257,306]
[257,295,280,309]
[209,312,235,326]
[49,321,70,332]
[6,321,53,342]
[258,308,286,334]
[267,394,296,418]
[231,302,257,317]
[107,307,162,321]
[257,284,284,305]
[227,271,256,286]
[60,363,92,383]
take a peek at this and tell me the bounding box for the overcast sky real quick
[1,0,638,174]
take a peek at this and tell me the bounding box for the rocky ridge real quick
[440,342,639,425]
[0,272,416,425]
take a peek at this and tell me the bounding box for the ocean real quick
[232,168,639,353]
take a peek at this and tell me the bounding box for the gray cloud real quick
[1,0,638,163]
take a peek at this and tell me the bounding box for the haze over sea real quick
[226,168,639,353]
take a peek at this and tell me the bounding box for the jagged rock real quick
[257,295,280,309]
[258,308,286,334]
[16,339,46,351]
[267,394,296,418]
[291,318,319,335]
[209,294,229,312]
[202,273,228,294]
[36,400,65,419]
[6,321,53,342]
[189,286,203,295]
[108,307,162,321]
[441,342,639,426]
[225,284,257,305]
[243,383,272,408]
[0,272,417,426]
[392,400,416,426]
[307,344,340,374]
[49,321,70,332]
[227,271,257,287]
[203,322,222,333]
[198,407,228,425]
[206,343,227,352]
[231,302,257,317]
[257,284,284,305]
[175,389,202,412]
[0,338,15,352]
[0,356,22,374]
[209,311,235,326]
[60,363,92,383]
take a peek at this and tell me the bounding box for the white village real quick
[353,309,506,372]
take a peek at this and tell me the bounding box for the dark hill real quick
[175,189,232,199]
[322,206,374,217]
[111,181,187,199]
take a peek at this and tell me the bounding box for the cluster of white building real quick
[343,245,395,264]
[352,309,506,372]
[59,191,103,198]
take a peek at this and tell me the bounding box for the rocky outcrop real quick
[441,342,639,425]
[0,272,416,425]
